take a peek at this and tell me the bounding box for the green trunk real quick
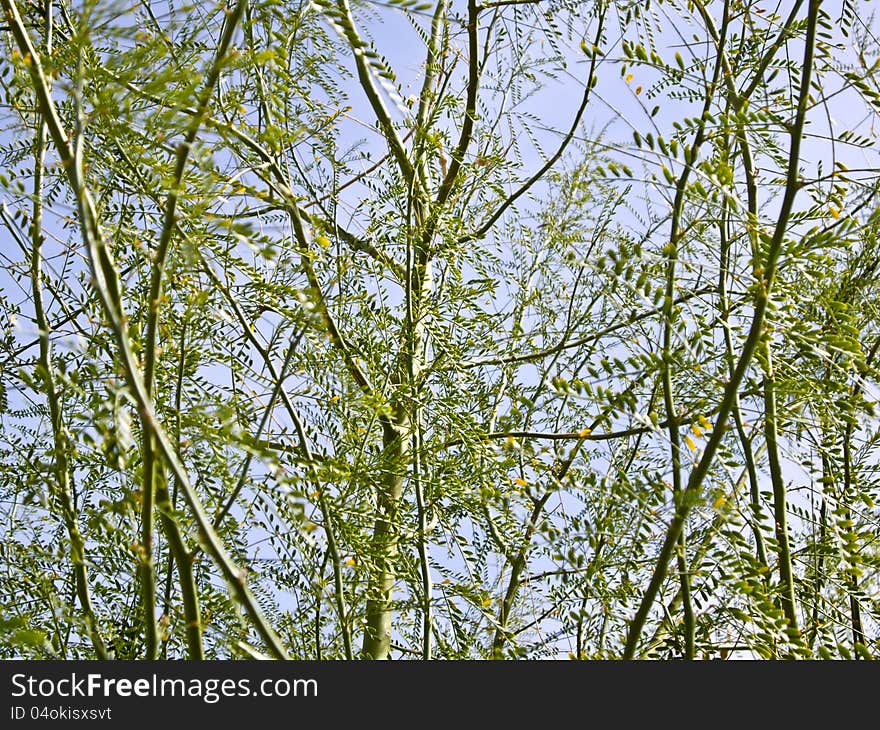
[362,419,408,659]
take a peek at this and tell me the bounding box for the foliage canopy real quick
[1,0,879,659]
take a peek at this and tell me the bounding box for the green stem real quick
[412,418,432,659]
[160,319,188,658]
[623,0,820,659]
[806,487,827,650]
[431,0,478,215]
[763,345,801,643]
[658,0,728,656]
[28,0,107,660]
[156,495,203,659]
[318,494,354,659]
[719,197,769,568]
[491,493,550,658]
[405,161,432,659]
[841,426,865,654]
[139,0,246,660]
[334,0,414,183]
[413,0,448,197]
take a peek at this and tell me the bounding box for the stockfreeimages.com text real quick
[10,673,317,704]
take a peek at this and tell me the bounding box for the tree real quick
[1,0,878,660]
